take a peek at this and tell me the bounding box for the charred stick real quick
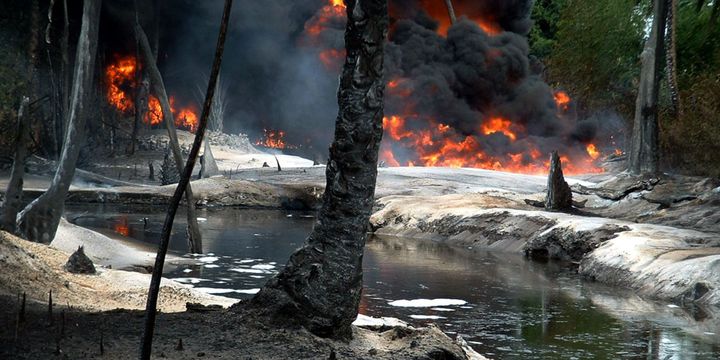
[139,1,233,358]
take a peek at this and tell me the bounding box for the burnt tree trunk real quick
[665,0,681,119]
[134,23,203,254]
[629,0,667,175]
[249,0,388,339]
[444,0,457,24]
[1,97,31,232]
[545,151,573,211]
[139,1,231,357]
[200,140,219,178]
[17,0,101,243]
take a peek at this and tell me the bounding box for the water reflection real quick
[65,205,720,359]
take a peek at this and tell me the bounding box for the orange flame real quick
[254,129,296,149]
[586,143,600,160]
[305,0,346,38]
[105,56,137,113]
[114,217,130,237]
[379,115,605,175]
[554,91,571,111]
[481,117,517,141]
[105,57,199,132]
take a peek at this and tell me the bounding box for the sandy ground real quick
[0,231,237,313]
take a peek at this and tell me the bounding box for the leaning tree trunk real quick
[17,0,102,243]
[134,23,203,253]
[665,0,681,119]
[1,97,31,232]
[444,0,457,24]
[249,0,388,339]
[628,0,667,175]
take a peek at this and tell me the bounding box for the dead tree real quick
[139,1,232,358]
[129,0,151,155]
[200,140,219,178]
[134,22,203,253]
[628,0,667,175]
[1,97,31,232]
[250,0,389,339]
[17,0,102,243]
[545,151,573,211]
[444,0,457,24]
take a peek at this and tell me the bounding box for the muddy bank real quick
[0,296,485,359]
[0,229,486,359]
[370,193,720,310]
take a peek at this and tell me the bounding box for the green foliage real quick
[545,0,646,118]
[529,0,568,59]
[676,1,720,81]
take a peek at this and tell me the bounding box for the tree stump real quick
[545,151,573,211]
[64,246,96,274]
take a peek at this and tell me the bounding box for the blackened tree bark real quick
[629,0,667,175]
[250,0,388,339]
[545,151,572,211]
[134,23,203,254]
[1,97,31,232]
[16,0,101,243]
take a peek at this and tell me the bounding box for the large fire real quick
[377,80,606,175]
[104,56,200,132]
[297,0,608,175]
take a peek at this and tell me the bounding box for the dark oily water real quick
[66,205,720,359]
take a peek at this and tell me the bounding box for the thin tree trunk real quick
[1,97,31,232]
[139,2,231,358]
[17,0,102,243]
[134,22,202,253]
[61,0,70,138]
[444,0,457,24]
[629,0,667,175]
[711,0,719,28]
[45,0,61,158]
[666,0,681,119]
[250,0,389,339]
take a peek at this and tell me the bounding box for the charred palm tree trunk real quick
[250,0,389,339]
[629,0,667,175]
[17,0,102,243]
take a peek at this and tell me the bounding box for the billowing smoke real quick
[101,0,617,173]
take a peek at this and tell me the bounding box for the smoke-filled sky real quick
[100,0,621,173]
